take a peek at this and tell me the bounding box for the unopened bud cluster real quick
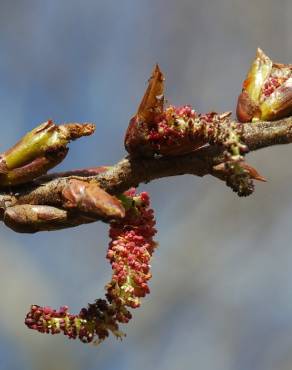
[124,64,262,196]
[126,101,254,195]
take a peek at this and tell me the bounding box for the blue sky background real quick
[1,1,292,369]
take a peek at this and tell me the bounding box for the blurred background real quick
[0,0,292,369]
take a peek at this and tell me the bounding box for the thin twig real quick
[1,116,292,231]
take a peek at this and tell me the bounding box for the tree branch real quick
[1,116,292,232]
[242,116,292,151]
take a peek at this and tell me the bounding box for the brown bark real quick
[1,116,292,232]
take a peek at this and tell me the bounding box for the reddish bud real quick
[4,205,68,233]
[62,179,125,220]
[239,162,267,182]
[236,91,261,123]
[125,65,165,157]
[137,64,165,123]
[213,162,266,182]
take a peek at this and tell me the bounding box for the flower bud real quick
[4,205,68,233]
[237,48,292,122]
[213,162,266,182]
[62,179,125,220]
[0,121,95,186]
[125,64,165,157]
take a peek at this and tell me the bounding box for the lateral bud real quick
[4,205,69,233]
[0,121,95,187]
[62,179,125,220]
[213,162,267,182]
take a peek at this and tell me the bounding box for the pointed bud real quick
[213,161,266,182]
[0,121,95,186]
[125,65,165,157]
[244,48,272,103]
[239,162,267,182]
[237,48,272,122]
[62,179,125,220]
[137,64,165,123]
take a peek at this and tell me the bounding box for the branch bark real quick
[1,116,292,232]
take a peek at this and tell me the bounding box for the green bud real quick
[0,120,95,186]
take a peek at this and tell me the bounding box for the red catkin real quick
[25,189,157,344]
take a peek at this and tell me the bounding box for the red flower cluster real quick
[25,301,120,343]
[25,190,157,344]
[106,190,157,316]
[126,102,259,195]
[263,76,285,98]
[262,63,291,98]
[126,104,249,157]
[147,105,201,156]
